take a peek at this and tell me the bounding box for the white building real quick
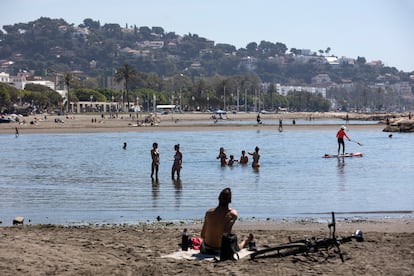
[276,83,326,98]
[0,72,57,91]
[0,72,26,89]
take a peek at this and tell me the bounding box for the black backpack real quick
[220,233,240,261]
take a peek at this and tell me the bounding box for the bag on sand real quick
[220,233,240,261]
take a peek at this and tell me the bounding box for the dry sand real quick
[0,219,413,275]
[0,111,386,134]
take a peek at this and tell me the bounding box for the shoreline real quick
[0,112,387,134]
[2,216,412,233]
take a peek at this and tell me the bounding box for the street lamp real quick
[192,96,195,111]
[136,97,140,119]
[179,93,182,113]
[223,85,226,111]
[90,95,93,112]
[111,96,114,113]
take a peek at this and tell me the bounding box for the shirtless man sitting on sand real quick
[200,188,252,255]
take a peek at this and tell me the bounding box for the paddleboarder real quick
[336,125,351,156]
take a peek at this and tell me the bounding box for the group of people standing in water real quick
[149,142,182,181]
[217,146,260,168]
[124,123,354,181]
[143,142,260,181]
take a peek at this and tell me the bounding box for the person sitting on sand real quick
[239,150,248,165]
[248,146,260,168]
[200,188,253,255]
[217,147,227,166]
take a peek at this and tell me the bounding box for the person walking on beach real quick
[239,150,248,165]
[336,125,351,155]
[15,127,19,138]
[248,146,261,168]
[200,188,253,255]
[217,147,228,166]
[278,118,283,132]
[151,142,160,180]
[172,144,182,180]
[256,113,262,125]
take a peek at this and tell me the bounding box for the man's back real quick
[201,206,237,249]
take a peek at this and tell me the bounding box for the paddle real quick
[350,140,363,146]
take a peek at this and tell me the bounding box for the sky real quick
[2,0,413,72]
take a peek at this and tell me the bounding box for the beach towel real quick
[161,248,253,261]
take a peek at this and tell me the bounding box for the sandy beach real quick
[0,218,413,275]
[0,111,386,134]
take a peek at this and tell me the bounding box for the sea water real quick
[1,123,413,226]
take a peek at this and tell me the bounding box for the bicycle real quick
[250,212,363,262]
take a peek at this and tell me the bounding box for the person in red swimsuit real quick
[336,126,351,155]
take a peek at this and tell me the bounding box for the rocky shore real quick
[382,117,414,132]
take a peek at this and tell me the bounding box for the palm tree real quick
[114,64,137,112]
[64,73,73,113]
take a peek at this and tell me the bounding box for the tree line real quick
[0,17,413,113]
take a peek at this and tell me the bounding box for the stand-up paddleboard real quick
[322,152,363,158]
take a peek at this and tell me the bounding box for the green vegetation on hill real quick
[0,17,413,113]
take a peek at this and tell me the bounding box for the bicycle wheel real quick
[250,242,307,260]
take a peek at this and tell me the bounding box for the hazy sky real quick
[2,0,413,72]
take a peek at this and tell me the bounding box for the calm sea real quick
[1,120,413,226]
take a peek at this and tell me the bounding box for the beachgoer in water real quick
[123,142,127,150]
[228,155,237,166]
[239,150,248,165]
[151,142,160,180]
[15,127,19,138]
[200,188,253,255]
[336,125,351,155]
[278,119,283,132]
[172,144,182,180]
[248,146,261,168]
[217,147,228,166]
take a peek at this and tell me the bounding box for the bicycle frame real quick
[251,212,355,261]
